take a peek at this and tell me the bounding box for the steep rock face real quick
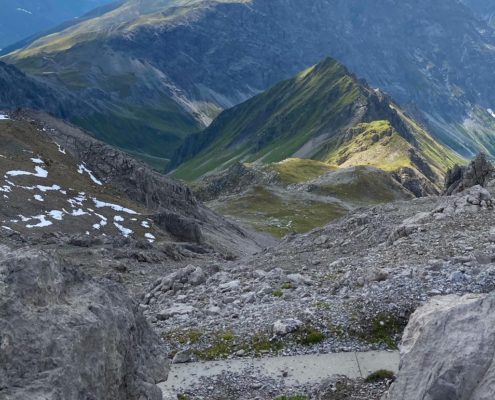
[444,153,494,195]
[0,246,168,400]
[386,293,495,400]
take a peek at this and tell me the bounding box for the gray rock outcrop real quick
[0,246,168,400]
[444,153,494,195]
[386,293,495,400]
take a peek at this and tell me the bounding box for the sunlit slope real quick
[172,58,463,181]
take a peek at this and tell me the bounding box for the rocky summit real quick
[2,2,495,399]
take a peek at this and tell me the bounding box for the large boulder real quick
[385,293,495,400]
[444,153,494,195]
[0,246,169,400]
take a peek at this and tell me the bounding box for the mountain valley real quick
[2,1,495,400]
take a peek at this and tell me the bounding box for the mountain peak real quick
[170,58,462,188]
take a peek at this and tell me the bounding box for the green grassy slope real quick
[171,58,363,179]
[204,161,413,238]
[172,58,463,181]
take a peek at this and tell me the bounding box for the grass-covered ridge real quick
[172,57,464,181]
[171,58,364,180]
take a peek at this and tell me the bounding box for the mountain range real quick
[2,0,495,168]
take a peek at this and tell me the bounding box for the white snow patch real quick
[78,163,103,186]
[1,226,13,231]
[93,198,137,214]
[488,109,495,119]
[114,222,133,237]
[30,157,44,165]
[141,220,150,228]
[114,215,124,222]
[55,143,66,154]
[34,194,44,202]
[6,166,48,178]
[0,185,11,193]
[71,209,87,216]
[26,215,52,228]
[48,210,64,221]
[68,193,86,207]
[37,184,61,192]
[95,213,108,228]
[0,114,9,120]
[145,233,156,243]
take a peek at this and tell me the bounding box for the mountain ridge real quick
[170,58,463,189]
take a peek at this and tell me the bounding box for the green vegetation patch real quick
[365,369,395,382]
[350,312,408,349]
[296,326,326,346]
[270,158,337,184]
[313,166,409,204]
[325,121,413,171]
[214,185,347,238]
[191,330,284,361]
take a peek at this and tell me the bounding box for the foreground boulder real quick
[444,153,494,195]
[386,293,495,400]
[0,247,168,400]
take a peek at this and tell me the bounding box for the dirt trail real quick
[160,350,400,398]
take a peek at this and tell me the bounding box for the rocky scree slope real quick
[4,0,495,160]
[0,246,168,400]
[0,109,269,257]
[140,161,495,367]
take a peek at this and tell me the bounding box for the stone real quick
[315,235,329,245]
[444,153,494,195]
[189,266,206,286]
[172,350,193,364]
[219,280,241,292]
[272,319,303,336]
[157,304,195,320]
[206,306,222,316]
[287,273,312,286]
[386,293,495,400]
[0,248,168,400]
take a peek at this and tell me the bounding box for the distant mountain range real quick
[0,0,117,50]
[2,0,495,167]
